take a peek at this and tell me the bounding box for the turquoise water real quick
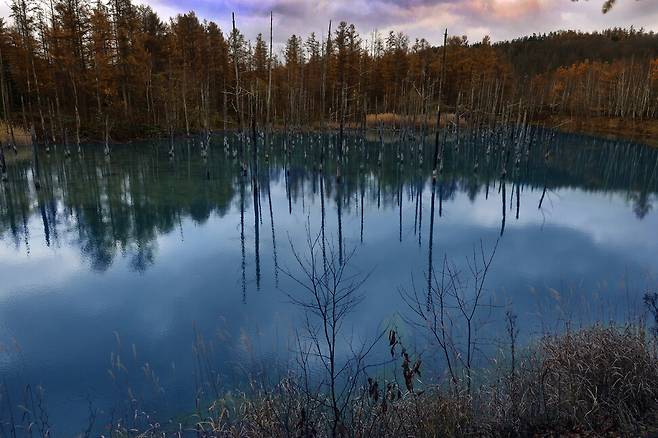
[0,130,657,433]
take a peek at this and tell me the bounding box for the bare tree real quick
[281,229,381,437]
[401,239,499,392]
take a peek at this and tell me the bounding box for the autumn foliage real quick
[0,0,656,143]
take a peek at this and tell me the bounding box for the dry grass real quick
[110,324,658,437]
[365,112,462,129]
[543,116,658,147]
[0,122,30,146]
[484,324,658,437]
[0,123,33,164]
[537,325,658,433]
[366,112,658,147]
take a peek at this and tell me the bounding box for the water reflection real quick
[0,129,657,432]
[1,129,657,299]
[1,128,657,281]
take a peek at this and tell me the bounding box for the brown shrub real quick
[113,325,658,437]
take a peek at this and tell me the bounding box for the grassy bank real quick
[4,114,655,156]
[542,116,658,147]
[363,113,658,147]
[109,324,658,437]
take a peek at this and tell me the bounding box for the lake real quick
[1,129,657,434]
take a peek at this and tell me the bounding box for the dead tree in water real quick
[432,29,448,177]
[74,102,81,154]
[427,29,448,314]
[63,128,70,157]
[181,59,190,137]
[69,71,82,154]
[30,125,40,190]
[200,83,210,157]
[103,114,110,156]
[0,141,7,181]
[337,84,346,181]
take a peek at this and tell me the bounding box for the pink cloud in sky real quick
[0,0,647,47]
[464,0,548,20]
[130,0,658,45]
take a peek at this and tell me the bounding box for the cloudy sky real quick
[131,0,657,45]
[0,0,655,46]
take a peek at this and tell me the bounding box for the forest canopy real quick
[0,0,656,143]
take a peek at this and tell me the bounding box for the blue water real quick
[0,130,657,433]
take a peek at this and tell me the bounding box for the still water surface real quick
[0,130,657,432]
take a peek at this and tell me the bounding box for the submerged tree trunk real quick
[104,114,110,156]
[0,141,7,182]
[31,125,40,190]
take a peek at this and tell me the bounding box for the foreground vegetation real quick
[102,324,658,437]
[108,235,658,437]
[5,232,657,437]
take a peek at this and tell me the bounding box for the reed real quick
[100,324,658,437]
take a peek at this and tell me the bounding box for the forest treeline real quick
[0,0,657,144]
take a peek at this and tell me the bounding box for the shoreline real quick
[538,116,658,147]
[4,116,656,162]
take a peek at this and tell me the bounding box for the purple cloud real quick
[139,0,658,46]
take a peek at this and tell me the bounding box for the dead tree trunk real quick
[266,11,273,144]
[31,125,40,190]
